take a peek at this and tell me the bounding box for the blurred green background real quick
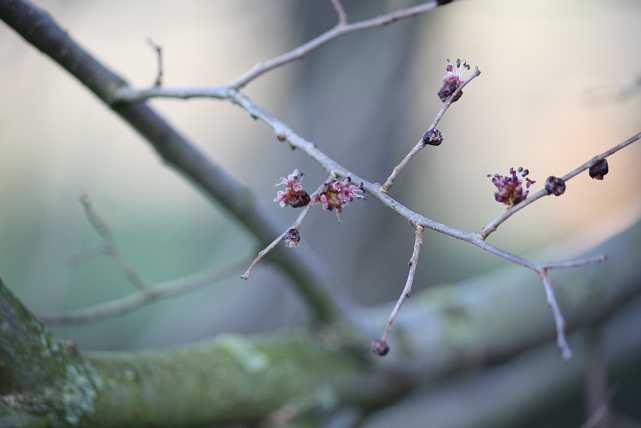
[2,1,641,426]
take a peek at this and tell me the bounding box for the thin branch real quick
[147,38,163,87]
[39,259,248,325]
[381,66,481,192]
[112,1,444,100]
[478,131,641,240]
[379,225,424,347]
[539,270,572,361]
[330,0,348,25]
[227,1,442,89]
[41,193,252,325]
[79,192,152,292]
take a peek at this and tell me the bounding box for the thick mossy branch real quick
[0,282,104,426]
[85,333,372,427]
[0,288,373,427]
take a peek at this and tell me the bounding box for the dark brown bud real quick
[371,338,389,356]
[422,128,444,146]
[545,176,566,196]
[589,159,609,180]
[284,229,300,248]
[289,191,310,208]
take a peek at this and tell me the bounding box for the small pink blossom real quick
[438,58,470,102]
[488,167,535,207]
[312,176,365,220]
[274,169,310,208]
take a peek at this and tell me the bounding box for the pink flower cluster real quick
[274,169,310,208]
[488,167,535,207]
[312,177,365,213]
[438,58,470,103]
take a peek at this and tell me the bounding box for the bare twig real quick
[381,66,482,192]
[539,270,572,361]
[330,0,348,25]
[228,1,440,89]
[39,259,248,325]
[38,193,254,325]
[147,38,163,87]
[112,2,444,100]
[79,193,152,292]
[380,225,424,343]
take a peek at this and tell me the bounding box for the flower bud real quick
[284,229,300,248]
[422,128,443,146]
[371,338,389,356]
[589,159,609,180]
[545,176,566,196]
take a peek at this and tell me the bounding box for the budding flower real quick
[274,169,310,208]
[545,176,566,196]
[422,128,444,146]
[488,167,536,207]
[284,228,301,248]
[589,159,609,180]
[312,176,366,218]
[438,58,470,102]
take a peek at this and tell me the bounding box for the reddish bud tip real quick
[371,338,390,356]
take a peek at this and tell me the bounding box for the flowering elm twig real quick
[478,131,641,240]
[381,63,481,192]
[106,3,638,359]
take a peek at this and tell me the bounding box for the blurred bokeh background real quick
[1,0,641,425]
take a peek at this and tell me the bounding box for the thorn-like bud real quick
[284,228,300,248]
[589,159,609,180]
[545,176,566,196]
[371,338,389,356]
[422,128,443,146]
